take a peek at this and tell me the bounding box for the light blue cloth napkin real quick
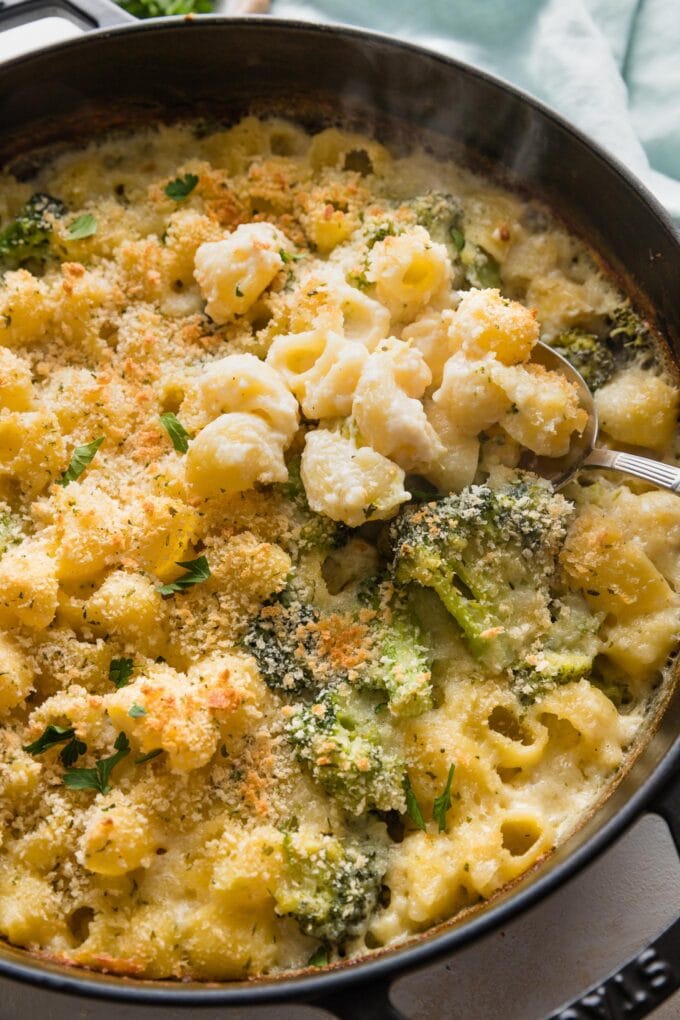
[272,0,680,223]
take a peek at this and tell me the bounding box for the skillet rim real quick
[0,14,678,239]
[0,13,678,1006]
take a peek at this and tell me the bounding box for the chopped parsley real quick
[67,213,97,240]
[129,703,146,718]
[347,269,370,290]
[63,732,130,794]
[159,412,190,453]
[156,555,211,596]
[109,657,134,689]
[60,736,88,766]
[235,284,244,297]
[164,173,199,201]
[279,249,303,264]
[57,436,104,487]
[433,763,456,832]
[135,748,163,765]
[23,724,74,755]
[367,222,396,248]
[404,774,426,831]
[23,724,86,767]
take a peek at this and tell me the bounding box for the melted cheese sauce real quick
[0,117,677,979]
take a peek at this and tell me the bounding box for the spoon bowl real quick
[525,342,680,492]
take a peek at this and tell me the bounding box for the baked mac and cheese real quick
[0,116,677,979]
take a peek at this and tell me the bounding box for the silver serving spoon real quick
[525,342,680,492]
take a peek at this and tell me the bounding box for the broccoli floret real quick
[551,328,616,391]
[410,191,465,259]
[411,191,503,289]
[410,189,502,288]
[512,593,602,703]
[606,306,654,361]
[370,605,432,717]
[244,591,414,811]
[243,593,323,692]
[389,475,572,672]
[0,193,66,269]
[359,582,433,717]
[287,687,406,815]
[245,580,433,716]
[281,455,348,555]
[274,829,388,944]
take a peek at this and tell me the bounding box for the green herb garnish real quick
[135,748,163,765]
[129,703,146,718]
[156,555,211,596]
[164,173,199,201]
[60,736,88,766]
[23,724,74,756]
[23,723,86,767]
[347,269,370,290]
[367,222,395,248]
[159,412,190,453]
[67,213,97,240]
[404,774,426,831]
[58,436,104,487]
[109,657,134,689]
[63,732,130,794]
[433,763,456,833]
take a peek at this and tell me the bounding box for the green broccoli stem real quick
[400,553,514,669]
[390,477,574,674]
[428,572,513,666]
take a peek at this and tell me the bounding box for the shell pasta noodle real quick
[0,115,679,980]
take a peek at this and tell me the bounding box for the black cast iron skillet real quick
[0,3,678,1017]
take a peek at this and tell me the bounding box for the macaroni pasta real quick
[0,116,677,981]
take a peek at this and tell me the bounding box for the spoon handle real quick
[582,447,680,492]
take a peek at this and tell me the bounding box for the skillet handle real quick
[0,0,134,31]
[549,769,680,1020]
[315,773,680,1020]
[310,976,407,1020]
